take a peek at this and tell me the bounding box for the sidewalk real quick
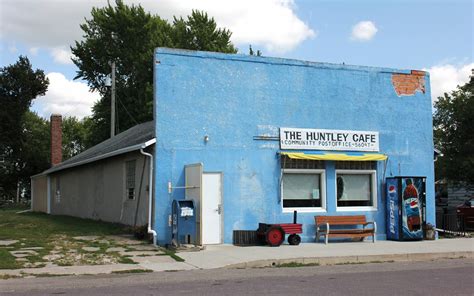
[177,238,474,269]
[1,238,472,278]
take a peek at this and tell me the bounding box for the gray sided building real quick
[31,118,155,227]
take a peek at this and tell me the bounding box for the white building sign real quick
[280,127,379,152]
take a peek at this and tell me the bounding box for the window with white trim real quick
[282,169,326,210]
[280,155,326,212]
[125,160,136,200]
[336,170,377,208]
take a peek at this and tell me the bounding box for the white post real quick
[16,180,20,203]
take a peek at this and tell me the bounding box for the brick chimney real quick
[50,114,62,166]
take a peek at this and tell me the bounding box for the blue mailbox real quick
[171,200,196,246]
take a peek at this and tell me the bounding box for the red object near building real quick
[457,198,474,230]
[257,223,303,247]
[257,211,303,246]
[50,114,62,166]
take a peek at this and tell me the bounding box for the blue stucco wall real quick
[153,48,434,245]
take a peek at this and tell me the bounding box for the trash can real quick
[171,200,196,246]
[423,223,436,240]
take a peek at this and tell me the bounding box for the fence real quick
[436,210,468,236]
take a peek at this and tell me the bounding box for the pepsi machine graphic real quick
[386,177,426,241]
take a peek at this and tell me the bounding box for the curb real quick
[224,251,474,269]
[2,251,472,278]
[0,263,146,277]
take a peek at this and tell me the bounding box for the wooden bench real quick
[315,215,376,244]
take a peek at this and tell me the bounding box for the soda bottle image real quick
[403,179,421,232]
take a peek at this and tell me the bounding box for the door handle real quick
[216,204,222,214]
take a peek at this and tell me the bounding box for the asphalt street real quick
[2,258,473,295]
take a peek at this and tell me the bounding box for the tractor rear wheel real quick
[288,234,301,245]
[265,226,284,247]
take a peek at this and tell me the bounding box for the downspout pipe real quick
[140,148,157,245]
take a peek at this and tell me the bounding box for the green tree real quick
[0,56,49,150]
[433,72,474,184]
[18,111,50,184]
[62,116,93,160]
[71,1,237,147]
[0,112,50,200]
[172,10,237,53]
[248,45,262,56]
[71,0,172,146]
[0,56,49,200]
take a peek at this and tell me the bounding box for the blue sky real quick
[0,0,472,119]
[290,0,472,69]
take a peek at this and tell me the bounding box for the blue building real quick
[31,48,435,246]
[154,48,434,245]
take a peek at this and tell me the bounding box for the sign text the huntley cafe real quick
[280,127,380,152]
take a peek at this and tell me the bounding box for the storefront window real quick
[282,169,326,210]
[336,170,376,208]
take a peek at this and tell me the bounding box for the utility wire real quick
[117,96,139,126]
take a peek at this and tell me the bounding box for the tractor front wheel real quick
[265,226,285,247]
[288,234,301,245]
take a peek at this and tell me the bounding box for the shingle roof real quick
[39,121,155,175]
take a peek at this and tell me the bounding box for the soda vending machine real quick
[386,177,426,241]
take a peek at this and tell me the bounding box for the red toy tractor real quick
[257,211,303,247]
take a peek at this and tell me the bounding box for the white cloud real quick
[154,0,316,53]
[0,0,315,54]
[32,72,99,119]
[50,47,74,65]
[424,63,473,102]
[0,0,96,48]
[351,21,378,41]
[29,47,39,56]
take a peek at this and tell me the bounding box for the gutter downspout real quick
[140,148,157,245]
[47,175,51,214]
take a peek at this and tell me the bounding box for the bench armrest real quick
[316,223,330,244]
[363,221,376,227]
[363,221,377,243]
[317,223,329,229]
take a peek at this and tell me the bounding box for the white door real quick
[202,172,222,244]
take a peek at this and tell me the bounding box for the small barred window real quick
[125,160,136,199]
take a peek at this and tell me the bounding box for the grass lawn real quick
[0,206,127,240]
[0,205,131,269]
